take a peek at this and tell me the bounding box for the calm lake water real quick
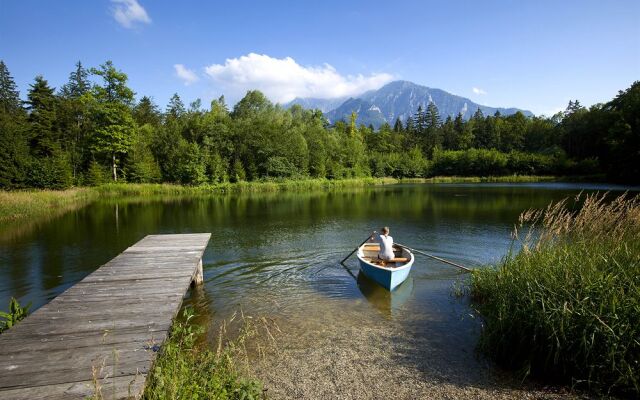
[1,182,637,397]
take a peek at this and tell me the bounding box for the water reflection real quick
[356,272,414,318]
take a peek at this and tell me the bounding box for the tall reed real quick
[470,192,640,395]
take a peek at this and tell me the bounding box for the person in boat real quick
[370,227,395,262]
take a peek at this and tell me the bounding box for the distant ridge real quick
[285,80,533,128]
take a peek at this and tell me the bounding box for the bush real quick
[26,154,73,189]
[85,160,111,186]
[432,148,508,176]
[470,193,640,395]
[0,297,31,334]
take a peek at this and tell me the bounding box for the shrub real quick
[26,154,73,189]
[142,308,264,400]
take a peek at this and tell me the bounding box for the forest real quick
[1,59,638,189]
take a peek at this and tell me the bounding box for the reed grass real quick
[470,192,640,395]
[0,188,95,223]
[94,177,396,197]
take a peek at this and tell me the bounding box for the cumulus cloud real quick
[472,87,487,95]
[112,0,151,28]
[204,53,393,103]
[174,64,199,85]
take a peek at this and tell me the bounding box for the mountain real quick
[324,98,387,127]
[296,80,533,128]
[285,96,348,113]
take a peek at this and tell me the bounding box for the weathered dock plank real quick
[0,233,211,399]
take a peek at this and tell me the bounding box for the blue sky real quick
[1,0,638,115]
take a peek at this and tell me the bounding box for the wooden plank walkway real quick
[0,233,211,400]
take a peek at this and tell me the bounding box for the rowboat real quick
[356,242,414,291]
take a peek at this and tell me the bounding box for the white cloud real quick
[112,0,151,28]
[472,87,487,95]
[204,53,394,103]
[174,64,199,85]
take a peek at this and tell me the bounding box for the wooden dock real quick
[0,233,211,400]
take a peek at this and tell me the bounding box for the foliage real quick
[0,58,638,189]
[142,308,263,400]
[0,297,31,334]
[470,193,640,395]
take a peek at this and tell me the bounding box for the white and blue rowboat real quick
[356,243,415,291]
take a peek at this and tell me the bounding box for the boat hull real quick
[356,244,414,291]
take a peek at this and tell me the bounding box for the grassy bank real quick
[399,174,606,184]
[0,188,96,223]
[140,309,263,400]
[0,175,597,224]
[93,177,397,197]
[470,193,640,396]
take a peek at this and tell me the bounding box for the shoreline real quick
[0,175,617,224]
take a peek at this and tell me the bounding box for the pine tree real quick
[58,62,92,181]
[59,61,89,98]
[393,117,403,133]
[0,61,28,187]
[166,93,185,119]
[422,102,442,155]
[472,108,489,148]
[0,61,22,115]
[425,102,441,130]
[442,116,457,150]
[133,96,161,126]
[412,105,426,134]
[26,76,58,157]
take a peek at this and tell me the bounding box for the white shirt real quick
[376,234,395,261]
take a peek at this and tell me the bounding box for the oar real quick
[340,234,373,264]
[396,242,472,272]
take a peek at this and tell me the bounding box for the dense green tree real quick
[90,61,135,105]
[0,61,28,187]
[59,62,90,98]
[133,96,162,127]
[393,117,403,133]
[57,62,92,180]
[232,90,272,119]
[1,61,637,187]
[601,81,640,182]
[423,102,442,155]
[88,61,136,181]
[166,93,186,120]
[125,124,161,183]
[26,76,58,157]
[0,61,22,115]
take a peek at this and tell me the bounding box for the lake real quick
[1,182,637,398]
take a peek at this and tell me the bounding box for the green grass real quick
[141,308,264,400]
[470,193,640,396]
